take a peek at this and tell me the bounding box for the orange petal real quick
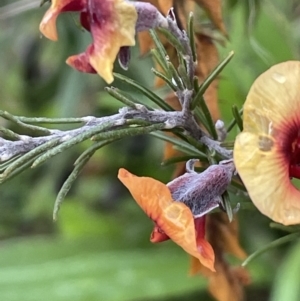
[118,168,173,220]
[39,0,85,41]
[161,202,215,271]
[234,61,300,225]
[118,168,215,271]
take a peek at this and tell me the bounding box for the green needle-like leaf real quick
[92,123,166,141]
[32,122,113,168]
[0,111,52,136]
[74,139,116,166]
[167,61,185,90]
[178,64,192,89]
[0,156,39,184]
[149,29,168,72]
[157,27,185,54]
[151,49,170,75]
[231,105,244,131]
[192,91,218,139]
[151,132,206,158]
[221,191,233,222]
[105,87,137,108]
[114,73,174,111]
[53,156,90,221]
[191,51,234,110]
[187,12,197,62]
[2,138,61,178]
[0,127,21,141]
[18,117,85,124]
[226,107,243,133]
[242,232,300,267]
[151,68,177,91]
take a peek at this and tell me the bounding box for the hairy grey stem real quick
[0,105,232,162]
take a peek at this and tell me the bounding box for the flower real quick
[40,0,137,83]
[234,61,300,225]
[118,160,234,272]
[40,0,167,84]
[118,167,216,271]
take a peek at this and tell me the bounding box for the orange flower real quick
[118,168,215,271]
[118,161,234,272]
[40,0,166,83]
[234,61,300,225]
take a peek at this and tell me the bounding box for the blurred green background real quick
[0,0,300,300]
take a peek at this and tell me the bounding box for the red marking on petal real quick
[66,47,97,74]
[150,225,170,243]
[59,0,86,12]
[80,11,90,31]
[195,216,206,241]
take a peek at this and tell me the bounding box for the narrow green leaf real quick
[194,107,210,132]
[0,156,21,172]
[114,73,174,111]
[231,105,243,131]
[92,123,166,141]
[178,64,192,89]
[74,139,116,166]
[242,232,300,267]
[151,49,170,75]
[2,138,61,178]
[0,111,51,136]
[18,117,85,124]
[187,12,197,62]
[53,156,90,221]
[105,87,136,108]
[191,51,234,110]
[220,141,234,148]
[269,223,300,233]
[149,29,168,71]
[221,191,233,222]
[32,122,113,168]
[0,127,21,141]
[151,68,177,91]
[0,156,38,184]
[226,107,243,133]
[151,132,206,158]
[192,91,218,139]
[167,61,185,90]
[157,27,185,54]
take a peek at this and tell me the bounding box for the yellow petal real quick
[39,6,59,41]
[89,0,137,83]
[234,61,300,225]
[39,0,80,41]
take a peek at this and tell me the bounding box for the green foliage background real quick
[0,0,299,300]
